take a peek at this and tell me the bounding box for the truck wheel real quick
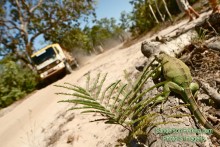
[65,62,72,74]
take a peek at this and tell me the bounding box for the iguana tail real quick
[184,88,220,139]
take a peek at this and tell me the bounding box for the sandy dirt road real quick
[0,42,144,147]
[0,12,210,147]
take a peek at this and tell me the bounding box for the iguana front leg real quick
[156,81,184,104]
[157,82,199,106]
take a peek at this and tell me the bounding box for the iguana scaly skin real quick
[156,53,220,139]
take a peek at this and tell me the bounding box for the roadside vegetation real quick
[0,0,199,107]
[0,57,38,107]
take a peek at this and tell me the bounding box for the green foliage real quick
[56,59,186,145]
[129,0,155,35]
[57,17,126,53]
[88,17,127,47]
[57,27,91,52]
[119,11,132,31]
[128,0,199,35]
[191,29,207,45]
[0,0,96,62]
[0,58,38,108]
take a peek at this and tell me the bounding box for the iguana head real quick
[155,51,169,62]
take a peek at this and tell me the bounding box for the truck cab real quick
[31,44,78,80]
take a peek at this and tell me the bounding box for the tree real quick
[119,11,131,31]
[129,0,156,35]
[128,0,199,35]
[90,17,126,47]
[0,0,96,66]
[58,27,93,54]
[49,17,127,55]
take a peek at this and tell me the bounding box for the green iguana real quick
[154,52,220,139]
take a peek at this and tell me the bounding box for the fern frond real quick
[115,90,132,114]
[127,63,164,105]
[111,84,127,111]
[86,72,91,90]
[54,84,89,96]
[131,92,168,118]
[56,92,94,101]
[95,73,108,99]
[90,73,101,92]
[90,118,111,122]
[105,80,121,108]
[128,80,167,108]
[123,70,134,90]
[56,61,187,145]
[59,99,104,110]
[133,58,156,90]
[81,110,114,117]
[100,82,117,103]
[167,114,192,118]
[68,106,106,111]
[131,113,159,136]
[64,82,88,94]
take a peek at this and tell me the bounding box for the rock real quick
[135,65,145,72]
[141,41,158,58]
[155,35,171,43]
[206,37,220,51]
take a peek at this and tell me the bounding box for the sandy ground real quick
[0,11,211,147]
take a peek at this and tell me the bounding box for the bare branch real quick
[14,0,28,42]
[30,25,54,44]
[30,0,43,13]
[2,20,22,31]
[21,0,30,12]
[195,78,220,105]
[15,0,24,24]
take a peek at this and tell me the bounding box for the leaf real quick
[56,92,94,101]
[111,84,127,111]
[81,110,114,117]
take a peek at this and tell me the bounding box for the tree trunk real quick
[26,42,34,57]
[161,0,173,21]
[154,0,165,22]
[149,4,159,23]
[12,46,35,70]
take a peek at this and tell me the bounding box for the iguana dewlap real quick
[156,53,220,139]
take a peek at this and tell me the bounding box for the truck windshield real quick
[31,47,56,65]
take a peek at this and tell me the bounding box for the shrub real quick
[0,60,38,108]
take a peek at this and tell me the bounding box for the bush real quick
[0,60,38,108]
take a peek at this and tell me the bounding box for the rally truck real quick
[31,43,79,80]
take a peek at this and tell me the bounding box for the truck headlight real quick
[40,74,44,78]
[56,60,61,64]
[58,62,65,68]
[40,72,48,78]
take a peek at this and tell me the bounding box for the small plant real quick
[192,28,209,45]
[55,59,186,145]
